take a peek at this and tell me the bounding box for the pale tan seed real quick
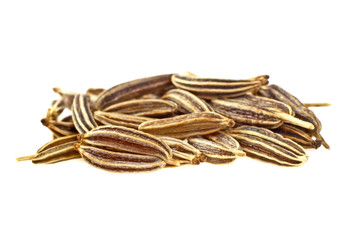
[103,99,178,117]
[138,112,235,139]
[94,111,153,129]
[162,88,213,113]
[160,137,204,165]
[188,137,245,164]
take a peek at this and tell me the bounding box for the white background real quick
[1,1,346,239]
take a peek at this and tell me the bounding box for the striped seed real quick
[204,131,242,150]
[75,144,165,173]
[171,73,269,99]
[160,137,204,165]
[41,113,78,138]
[188,137,245,164]
[94,111,153,129]
[17,136,80,164]
[72,94,98,134]
[78,125,173,164]
[94,74,174,110]
[53,87,78,110]
[258,84,329,149]
[227,125,308,166]
[162,88,213,113]
[138,112,235,138]
[103,99,178,117]
[274,123,322,149]
[210,95,314,129]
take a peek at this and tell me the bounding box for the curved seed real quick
[17,140,80,164]
[160,137,203,165]
[79,125,173,163]
[274,123,322,149]
[228,125,308,166]
[94,74,174,110]
[171,73,269,99]
[41,114,78,138]
[258,84,329,149]
[211,98,314,130]
[72,94,98,134]
[103,99,177,117]
[37,134,78,153]
[188,137,245,164]
[76,144,165,173]
[94,111,152,129]
[162,88,213,113]
[205,131,242,150]
[139,112,235,138]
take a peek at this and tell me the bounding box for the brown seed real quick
[94,74,174,110]
[78,125,173,164]
[76,144,165,173]
[227,125,308,166]
[171,73,269,99]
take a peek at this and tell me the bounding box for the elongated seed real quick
[94,74,174,110]
[103,99,178,117]
[171,73,269,99]
[211,97,314,130]
[76,144,165,173]
[160,137,203,165]
[41,114,78,138]
[79,125,173,163]
[188,137,245,164]
[258,84,329,149]
[274,123,322,149]
[139,112,235,138]
[204,131,242,150]
[94,111,153,129]
[162,88,213,113]
[37,134,78,153]
[228,125,308,166]
[17,140,80,164]
[72,94,98,134]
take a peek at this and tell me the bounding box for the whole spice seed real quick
[171,73,269,99]
[258,84,329,149]
[273,123,322,149]
[138,112,235,138]
[78,125,174,164]
[76,144,166,173]
[72,94,98,134]
[94,74,174,110]
[41,113,78,138]
[17,137,80,164]
[160,137,204,165]
[162,88,213,113]
[17,71,329,172]
[94,111,153,129]
[188,137,245,164]
[204,131,242,150]
[103,99,178,117]
[210,95,314,130]
[228,125,308,166]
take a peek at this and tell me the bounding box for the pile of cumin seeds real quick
[17,72,329,173]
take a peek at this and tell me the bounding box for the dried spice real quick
[17,72,329,172]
